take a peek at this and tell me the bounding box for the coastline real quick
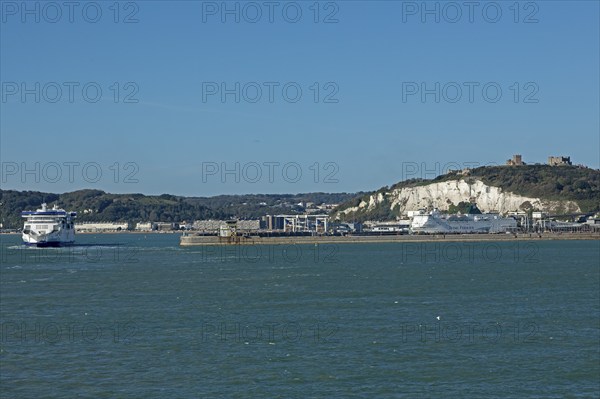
[3,230,598,244]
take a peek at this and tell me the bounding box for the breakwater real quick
[180,232,600,246]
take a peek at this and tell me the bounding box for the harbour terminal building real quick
[193,215,329,235]
[75,222,129,232]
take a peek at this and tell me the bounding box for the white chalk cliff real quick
[337,179,581,217]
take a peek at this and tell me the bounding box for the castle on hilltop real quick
[506,154,573,166]
[547,156,572,166]
[506,154,525,166]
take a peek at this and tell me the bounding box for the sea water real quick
[1,234,598,398]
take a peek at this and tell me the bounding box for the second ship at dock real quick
[410,204,517,234]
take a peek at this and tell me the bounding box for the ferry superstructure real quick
[410,206,517,234]
[21,203,77,247]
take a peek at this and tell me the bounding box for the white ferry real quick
[411,205,517,234]
[21,203,77,247]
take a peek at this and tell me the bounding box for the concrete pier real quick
[180,232,600,246]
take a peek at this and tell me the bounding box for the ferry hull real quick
[22,240,74,248]
[22,231,75,247]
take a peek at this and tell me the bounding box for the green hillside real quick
[0,189,358,229]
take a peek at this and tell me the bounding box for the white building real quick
[407,210,426,218]
[371,221,410,233]
[135,222,153,231]
[76,222,129,232]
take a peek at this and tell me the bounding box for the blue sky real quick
[1,1,599,196]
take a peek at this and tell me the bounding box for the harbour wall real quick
[180,232,600,246]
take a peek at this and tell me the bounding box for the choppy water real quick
[1,233,598,398]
